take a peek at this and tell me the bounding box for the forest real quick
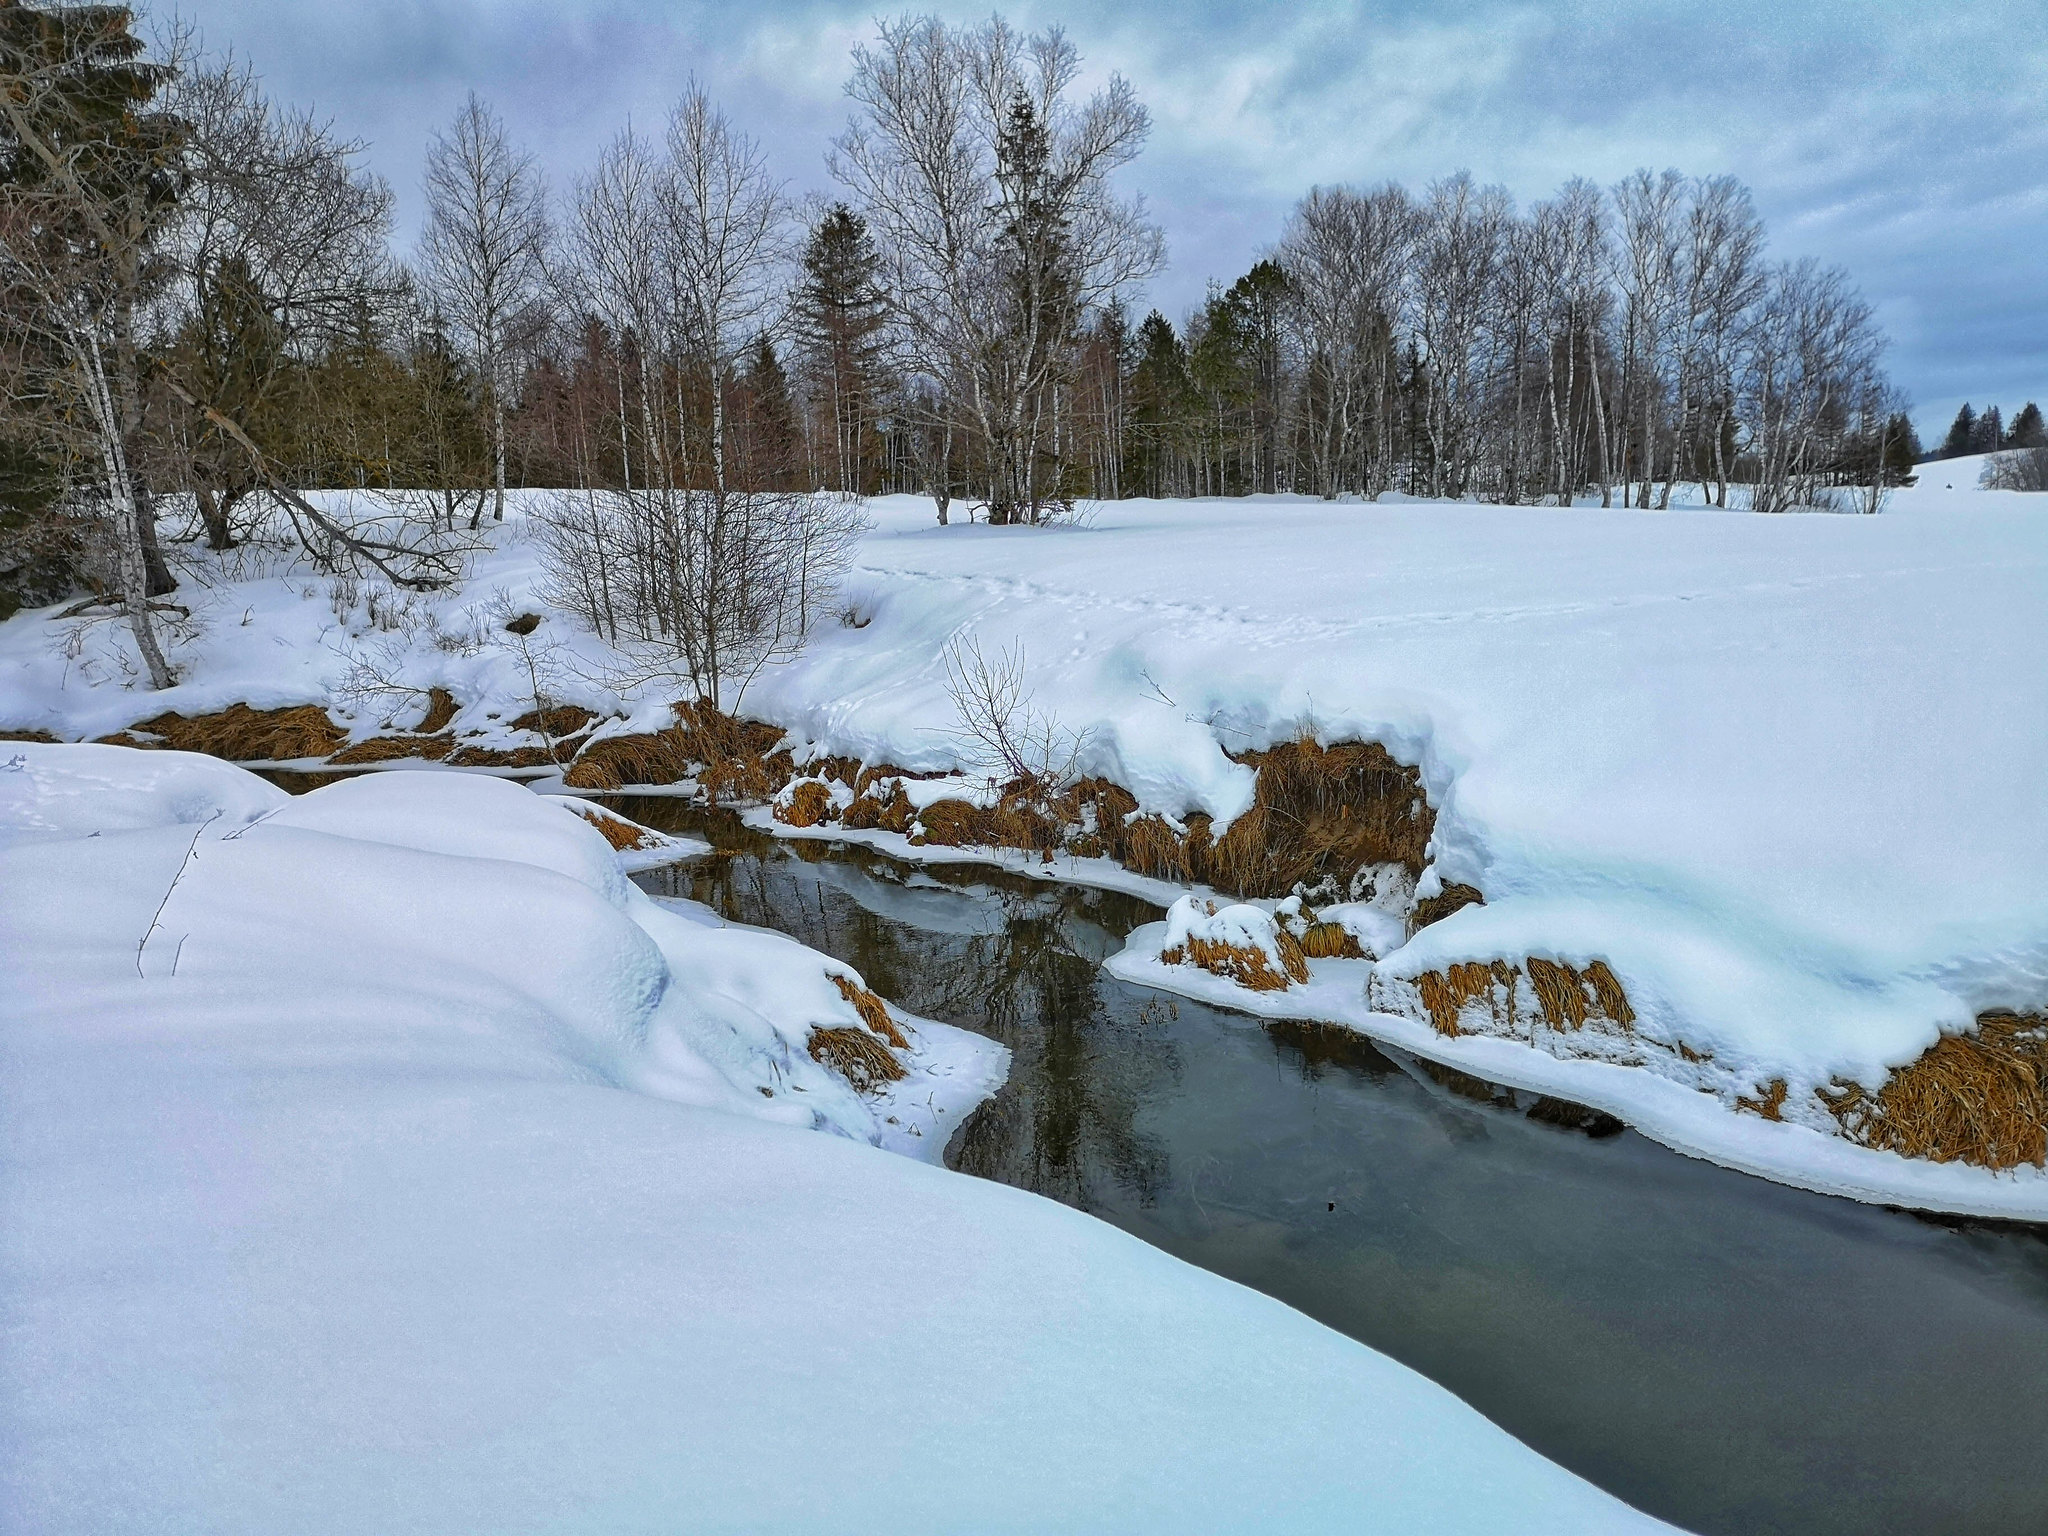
[4,4,1914,663]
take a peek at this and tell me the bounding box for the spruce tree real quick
[1939,403,1976,459]
[795,203,890,493]
[2008,402,2046,450]
[1972,404,2004,453]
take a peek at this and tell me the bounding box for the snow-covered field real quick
[0,746,1675,1533]
[1,462,2043,1217]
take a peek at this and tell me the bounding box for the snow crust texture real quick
[0,747,1674,1534]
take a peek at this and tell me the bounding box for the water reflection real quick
[624,802,2048,1536]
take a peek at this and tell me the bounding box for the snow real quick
[1,469,2043,1213]
[0,745,1674,1533]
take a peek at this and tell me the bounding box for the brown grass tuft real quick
[775,780,837,828]
[1299,920,1366,960]
[509,703,597,738]
[0,728,61,744]
[841,782,914,833]
[329,733,457,765]
[129,703,346,762]
[1526,957,1590,1029]
[1821,1012,2047,1169]
[808,755,863,787]
[915,798,992,847]
[577,807,658,851]
[1209,734,1433,898]
[563,701,785,796]
[1410,882,1485,932]
[444,743,561,768]
[1411,960,1519,1037]
[831,974,909,1048]
[1738,1079,1789,1121]
[1160,929,1310,992]
[416,687,460,734]
[1123,813,1192,882]
[807,1025,907,1091]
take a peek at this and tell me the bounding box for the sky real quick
[169,0,2047,446]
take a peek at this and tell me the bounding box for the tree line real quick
[1932,401,2045,460]
[2,4,1917,686]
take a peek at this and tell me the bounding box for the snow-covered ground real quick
[1,467,2043,1216]
[0,746,1676,1533]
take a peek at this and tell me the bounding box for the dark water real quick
[623,802,2048,1535]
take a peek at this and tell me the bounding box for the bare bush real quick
[539,487,866,704]
[1983,448,2048,493]
[942,636,1089,792]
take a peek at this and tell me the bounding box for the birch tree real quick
[418,91,547,524]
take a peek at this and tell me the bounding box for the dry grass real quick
[809,755,863,787]
[562,701,785,796]
[807,1025,907,1091]
[914,798,991,847]
[1299,920,1366,960]
[1820,1012,2047,1169]
[842,783,914,833]
[509,703,598,738]
[1525,958,1635,1031]
[445,743,561,768]
[129,703,346,762]
[576,807,658,852]
[1122,813,1193,882]
[328,733,457,765]
[831,974,909,1048]
[0,728,61,743]
[1160,930,1310,992]
[417,687,460,734]
[1738,1078,1789,1121]
[1412,960,1518,1037]
[1207,734,1433,898]
[1410,881,1485,932]
[775,780,836,828]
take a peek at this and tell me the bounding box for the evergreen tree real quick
[1124,310,1193,497]
[2007,402,2045,450]
[1971,404,2004,454]
[795,203,890,493]
[1939,403,1976,459]
[737,335,799,490]
[1881,412,1921,485]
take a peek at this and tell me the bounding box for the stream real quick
[623,800,2048,1536]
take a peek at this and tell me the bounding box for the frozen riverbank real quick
[0,746,1676,1534]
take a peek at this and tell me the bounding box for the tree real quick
[1971,403,2004,454]
[161,56,397,549]
[1939,403,1977,459]
[2009,402,2046,450]
[0,0,185,685]
[418,91,547,524]
[795,202,889,493]
[832,15,1162,524]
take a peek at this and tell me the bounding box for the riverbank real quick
[3,474,2043,1213]
[0,745,1678,1533]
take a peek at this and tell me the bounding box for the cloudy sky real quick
[173,0,2046,444]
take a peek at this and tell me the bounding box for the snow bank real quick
[3,469,2041,1210]
[0,745,1674,1533]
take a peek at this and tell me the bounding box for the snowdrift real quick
[0,746,1674,1533]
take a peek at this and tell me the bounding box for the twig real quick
[137,811,220,977]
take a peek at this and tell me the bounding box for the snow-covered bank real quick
[1,470,2043,1212]
[0,747,1676,1533]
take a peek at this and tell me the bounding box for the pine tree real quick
[737,335,799,490]
[1881,412,1921,485]
[1972,404,2004,454]
[1939,403,1977,459]
[2007,402,2046,450]
[1125,310,1193,497]
[795,204,890,493]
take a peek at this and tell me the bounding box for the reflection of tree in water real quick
[631,808,1175,1214]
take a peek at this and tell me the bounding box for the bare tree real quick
[418,92,548,524]
[1271,183,1414,497]
[833,15,1162,524]
[162,55,399,548]
[1610,168,1685,508]
[1741,259,1885,513]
